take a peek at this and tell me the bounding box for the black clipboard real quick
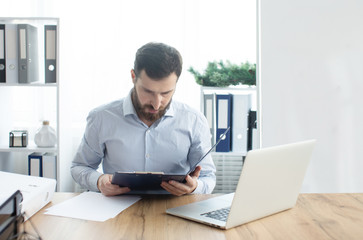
[111,127,230,192]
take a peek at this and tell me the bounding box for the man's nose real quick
[151,94,162,110]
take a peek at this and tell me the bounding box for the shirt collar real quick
[164,100,175,117]
[123,89,175,118]
[123,90,137,117]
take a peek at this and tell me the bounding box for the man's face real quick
[131,70,177,123]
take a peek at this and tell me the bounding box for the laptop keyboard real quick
[200,207,230,222]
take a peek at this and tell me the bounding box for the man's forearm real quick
[70,165,102,192]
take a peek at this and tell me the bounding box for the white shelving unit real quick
[200,86,258,193]
[0,17,59,190]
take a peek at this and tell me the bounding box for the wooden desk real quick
[25,193,363,240]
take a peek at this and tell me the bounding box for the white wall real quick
[0,0,256,191]
[259,0,363,192]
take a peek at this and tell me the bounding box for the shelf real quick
[0,142,57,153]
[0,83,58,87]
[201,85,256,91]
[0,17,58,23]
[211,151,247,157]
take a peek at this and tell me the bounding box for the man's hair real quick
[133,42,183,80]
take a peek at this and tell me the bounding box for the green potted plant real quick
[188,60,256,87]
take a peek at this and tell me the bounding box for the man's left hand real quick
[161,166,201,196]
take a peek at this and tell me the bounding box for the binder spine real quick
[216,94,232,152]
[18,24,38,83]
[18,25,27,83]
[203,93,216,148]
[0,24,5,83]
[247,110,257,151]
[28,152,43,177]
[44,25,57,83]
[5,24,19,84]
[42,153,57,179]
[232,94,251,153]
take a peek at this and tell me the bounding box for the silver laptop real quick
[166,140,316,229]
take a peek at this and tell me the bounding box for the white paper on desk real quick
[44,192,141,222]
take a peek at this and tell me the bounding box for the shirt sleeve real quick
[70,110,105,192]
[189,114,217,194]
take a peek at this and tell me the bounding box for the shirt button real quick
[146,130,150,134]
[146,154,150,158]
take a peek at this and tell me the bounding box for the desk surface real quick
[26,193,363,240]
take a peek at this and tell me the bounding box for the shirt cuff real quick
[88,171,103,192]
[192,179,204,194]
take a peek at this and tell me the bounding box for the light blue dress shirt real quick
[71,90,216,194]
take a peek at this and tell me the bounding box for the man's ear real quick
[131,69,136,84]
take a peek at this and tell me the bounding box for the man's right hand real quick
[97,174,131,196]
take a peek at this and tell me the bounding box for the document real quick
[44,192,141,222]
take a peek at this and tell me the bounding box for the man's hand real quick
[161,166,201,196]
[97,174,130,196]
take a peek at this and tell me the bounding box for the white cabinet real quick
[200,86,259,193]
[0,18,59,190]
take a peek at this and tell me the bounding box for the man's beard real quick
[131,88,171,122]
